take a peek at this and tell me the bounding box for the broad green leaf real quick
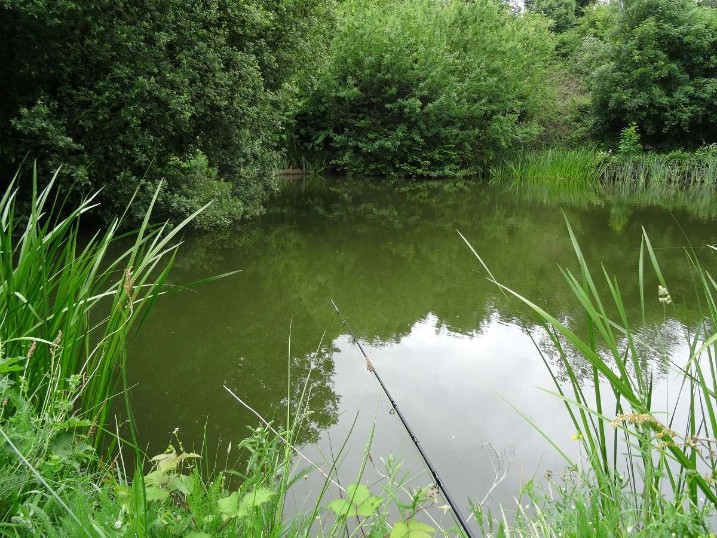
[0,356,27,373]
[346,483,370,505]
[167,474,193,496]
[355,495,384,517]
[49,431,75,457]
[328,499,354,517]
[150,449,200,473]
[144,486,169,502]
[218,492,239,520]
[390,519,435,538]
[328,485,383,518]
[144,469,168,488]
[185,533,212,538]
[61,418,93,429]
[236,487,275,518]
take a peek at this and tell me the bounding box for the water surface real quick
[126,179,717,529]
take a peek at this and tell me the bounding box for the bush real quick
[295,0,554,178]
[0,0,333,228]
[589,0,717,147]
[162,151,246,231]
[525,0,578,33]
[617,123,642,155]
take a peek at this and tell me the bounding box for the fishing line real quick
[330,299,475,538]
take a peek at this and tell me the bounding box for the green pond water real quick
[127,178,717,528]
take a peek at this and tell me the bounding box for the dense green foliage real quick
[0,0,333,228]
[4,0,717,202]
[295,0,554,177]
[525,0,578,33]
[555,0,717,148]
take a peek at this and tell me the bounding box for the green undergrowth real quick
[0,377,458,537]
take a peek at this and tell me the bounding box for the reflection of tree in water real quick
[277,346,341,444]
[609,205,632,233]
[533,317,684,387]
[633,320,682,377]
[534,320,594,383]
[128,178,717,459]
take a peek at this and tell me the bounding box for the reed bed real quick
[490,149,600,188]
[492,147,717,199]
[0,167,220,451]
[463,220,717,535]
[602,150,717,188]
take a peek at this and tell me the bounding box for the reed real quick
[462,219,717,534]
[492,146,717,197]
[0,166,213,450]
[489,148,602,189]
[602,149,717,188]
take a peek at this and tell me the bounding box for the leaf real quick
[355,495,384,517]
[49,431,75,457]
[166,473,193,496]
[218,492,239,521]
[61,418,93,429]
[390,522,410,538]
[144,485,169,502]
[346,483,370,506]
[328,499,354,517]
[150,449,200,473]
[0,356,27,373]
[236,487,275,518]
[390,519,435,538]
[144,469,168,488]
[327,484,384,518]
[185,533,212,538]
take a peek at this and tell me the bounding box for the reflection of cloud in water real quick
[293,312,578,522]
[293,309,712,527]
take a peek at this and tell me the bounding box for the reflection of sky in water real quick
[289,313,580,528]
[289,311,707,532]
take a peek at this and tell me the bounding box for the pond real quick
[126,178,717,530]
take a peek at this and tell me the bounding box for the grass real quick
[0,167,240,534]
[461,217,717,536]
[489,148,600,189]
[0,165,227,453]
[491,146,717,197]
[602,147,717,189]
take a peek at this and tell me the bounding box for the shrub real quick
[0,0,333,228]
[589,0,717,147]
[296,0,554,177]
[617,123,642,155]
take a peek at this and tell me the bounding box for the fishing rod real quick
[330,299,475,538]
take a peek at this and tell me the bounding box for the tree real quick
[525,0,578,33]
[296,0,554,177]
[0,0,334,228]
[589,0,717,147]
